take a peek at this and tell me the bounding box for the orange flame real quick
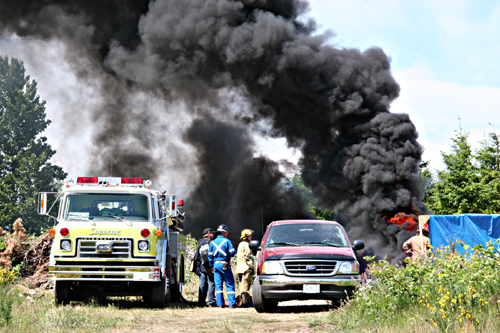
[387,212,418,232]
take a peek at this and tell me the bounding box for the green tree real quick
[426,130,500,214]
[287,173,335,220]
[419,156,434,205]
[0,56,66,233]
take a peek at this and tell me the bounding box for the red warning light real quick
[77,177,98,184]
[121,178,143,184]
[141,229,150,238]
[60,228,69,237]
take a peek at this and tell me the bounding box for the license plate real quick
[303,284,320,293]
[133,272,150,281]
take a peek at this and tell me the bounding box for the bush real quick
[329,240,500,332]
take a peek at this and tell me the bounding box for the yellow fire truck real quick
[37,177,187,307]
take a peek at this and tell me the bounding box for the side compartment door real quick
[156,197,168,278]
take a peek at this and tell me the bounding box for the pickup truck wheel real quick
[252,278,278,313]
[54,281,71,305]
[144,277,167,308]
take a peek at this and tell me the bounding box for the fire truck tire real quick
[55,281,71,305]
[144,278,166,308]
[252,277,278,313]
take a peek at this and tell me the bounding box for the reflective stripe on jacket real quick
[208,235,236,266]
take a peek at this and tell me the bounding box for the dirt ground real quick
[109,300,332,333]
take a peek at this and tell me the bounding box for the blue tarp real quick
[428,214,500,253]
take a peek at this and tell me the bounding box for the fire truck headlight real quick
[338,261,359,274]
[60,240,72,251]
[262,261,284,275]
[138,240,150,252]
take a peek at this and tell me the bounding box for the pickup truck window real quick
[63,193,149,221]
[264,223,348,247]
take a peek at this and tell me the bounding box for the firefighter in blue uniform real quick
[208,224,237,308]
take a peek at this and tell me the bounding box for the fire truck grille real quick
[284,260,338,276]
[77,237,133,258]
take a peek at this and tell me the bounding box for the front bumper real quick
[49,265,161,282]
[258,274,358,301]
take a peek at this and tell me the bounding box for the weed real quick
[0,286,16,327]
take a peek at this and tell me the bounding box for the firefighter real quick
[193,228,216,307]
[236,229,254,306]
[208,224,237,308]
[402,224,430,262]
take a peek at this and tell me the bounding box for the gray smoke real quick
[0,0,426,258]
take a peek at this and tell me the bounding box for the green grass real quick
[4,292,124,332]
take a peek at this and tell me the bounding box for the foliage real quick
[425,130,500,214]
[0,286,15,327]
[419,158,434,203]
[0,267,16,285]
[287,173,335,220]
[184,233,199,287]
[185,233,197,250]
[0,267,18,327]
[0,56,67,234]
[329,240,500,332]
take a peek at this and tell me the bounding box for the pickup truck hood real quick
[261,245,356,261]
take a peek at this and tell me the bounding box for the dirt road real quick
[109,300,332,333]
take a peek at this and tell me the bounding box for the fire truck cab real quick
[38,176,186,307]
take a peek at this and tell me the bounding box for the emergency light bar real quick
[75,177,147,187]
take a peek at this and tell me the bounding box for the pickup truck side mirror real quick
[249,240,261,250]
[352,240,365,251]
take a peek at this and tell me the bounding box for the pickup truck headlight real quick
[338,261,359,274]
[261,261,284,275]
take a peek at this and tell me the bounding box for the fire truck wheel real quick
[55,281,71,305]
[144,277,167,308]
[252,278,278,313]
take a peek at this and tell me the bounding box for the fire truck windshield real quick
[63,194,149,221]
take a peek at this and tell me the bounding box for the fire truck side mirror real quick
[38,192,48,215]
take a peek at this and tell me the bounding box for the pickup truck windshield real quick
[264,223,348,247]
[63,194,149,221]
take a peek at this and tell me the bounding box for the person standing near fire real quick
[193,228,216,307]
[236,229,254,306]
[208,224,237,308]
[402,224,430,261]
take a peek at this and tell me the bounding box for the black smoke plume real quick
[0,0,426,259]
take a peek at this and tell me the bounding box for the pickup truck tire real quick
[252,277,278,313]
[144,277,167,308]
[55,281,71,305]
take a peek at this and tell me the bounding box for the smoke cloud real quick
[0,0,426,259]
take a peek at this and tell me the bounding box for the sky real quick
[307,0,500,172]
[2,0,500,177]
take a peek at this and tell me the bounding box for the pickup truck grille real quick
[284,260,337,276]
[77,237,133,259]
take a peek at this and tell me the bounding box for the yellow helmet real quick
[240,229,254,240]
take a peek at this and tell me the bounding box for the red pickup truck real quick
[250,220,364,312]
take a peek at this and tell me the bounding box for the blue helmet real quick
[217,224,229,233]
